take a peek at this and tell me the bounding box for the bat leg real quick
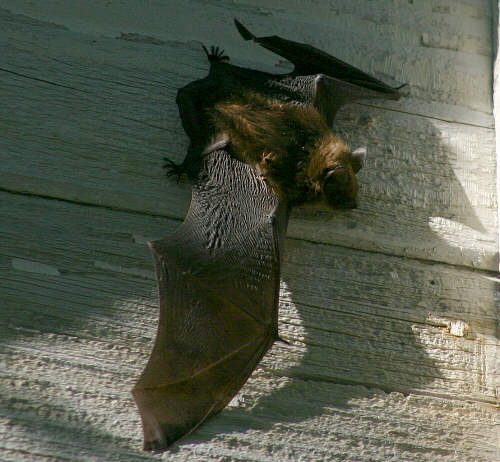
[163,144,203,181]
[165,77,223,179]
[175,51,232,144]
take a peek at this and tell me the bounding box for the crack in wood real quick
[0,67,89,93]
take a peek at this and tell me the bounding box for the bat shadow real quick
[191,104,498,440]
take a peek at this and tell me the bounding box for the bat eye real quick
[323,166,349,185]
[295,145,308,155]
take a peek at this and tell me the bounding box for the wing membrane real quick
[133,148,289,450]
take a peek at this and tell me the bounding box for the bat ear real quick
[351,146,367,173]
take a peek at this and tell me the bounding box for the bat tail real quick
[234,19,255,41]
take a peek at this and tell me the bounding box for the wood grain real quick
[0,6,497,270]
[1,1,498,461]
[1,191,498,460]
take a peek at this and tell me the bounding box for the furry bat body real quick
[209,90,366,207]
[132,20,404,451]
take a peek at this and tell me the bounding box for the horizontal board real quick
[1,192,497,402]
[1,2,498,461]
[1,366,497,462]
[0,8,497,270]
[0,1,494,123]
[1,192,498,461]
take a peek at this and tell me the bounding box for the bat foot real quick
[202,45,229,63]
[163,157,192,182]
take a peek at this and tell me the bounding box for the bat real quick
[132,19,404,451]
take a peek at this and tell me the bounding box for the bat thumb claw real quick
[234,19,255,41]
[394,82,410,96]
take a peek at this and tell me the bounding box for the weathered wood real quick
[0,0,494,123]
[1,0,499,461]
[0,6,497,270]
[1,369,498,462]
[1,191,499,461]
[2,191,498,401]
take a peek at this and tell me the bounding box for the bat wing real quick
[235,19,404,124]
[133,143,289,451]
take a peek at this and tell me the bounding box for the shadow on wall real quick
[1,90,497,457]
[187,101,498,439]
[0,9,498,456]
[0,200,167,460]
[0,386,154,462]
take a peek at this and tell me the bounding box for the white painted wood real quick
[2,192,498,401]
[494,0,500,274]
[1,191,498,461]
[1,1,498,461]
[0,5,497,270]
[0,0,494,123]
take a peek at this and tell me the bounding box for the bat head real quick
[321,146,366,209]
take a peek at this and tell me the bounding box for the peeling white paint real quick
[426,313,471,337]
[94,260,155,279]
[11,258,61,276]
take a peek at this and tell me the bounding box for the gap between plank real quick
[2,187,497,277]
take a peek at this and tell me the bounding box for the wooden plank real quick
[1,367,498,462]
[1,191,498,402]
[0,0,494,124]
[0,6,497,270]
[1,1,498,460]
[0,191,498,461]
[0,6,498,270]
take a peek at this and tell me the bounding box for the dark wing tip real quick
[234,18,255,41]
[143,438,168,453]
[142,421,196,452]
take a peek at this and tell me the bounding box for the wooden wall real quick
[1,1,498,461]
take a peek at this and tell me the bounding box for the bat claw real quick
[163,157,187,182]
[202,44,230,63]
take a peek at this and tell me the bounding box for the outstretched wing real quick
[234,19,404,124]
[133,145,289,451]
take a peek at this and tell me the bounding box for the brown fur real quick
[209,92,360,205]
